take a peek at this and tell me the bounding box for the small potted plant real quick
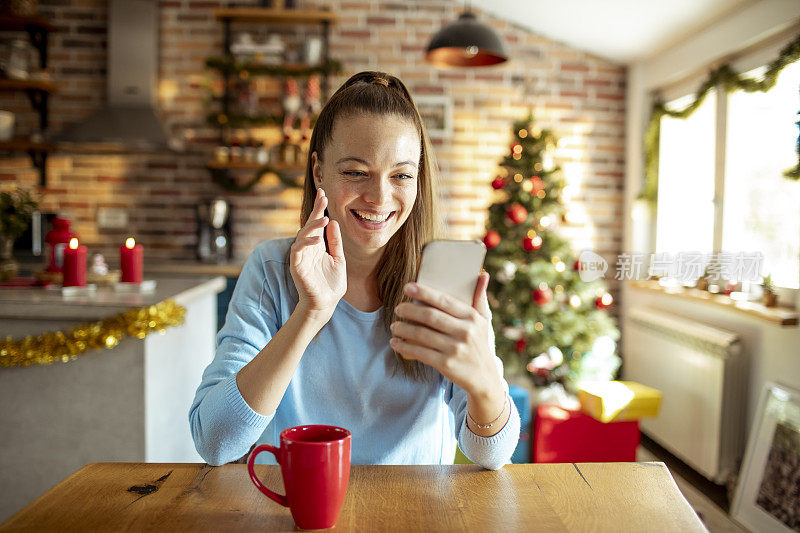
[695,264,711,291]
[0,187,38,281]
[761,273,777,307]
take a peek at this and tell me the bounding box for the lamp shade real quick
[425,11,508,68]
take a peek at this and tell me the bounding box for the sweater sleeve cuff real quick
[458,401,521,470]
[223,373,273,428]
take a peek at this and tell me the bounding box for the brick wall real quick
[0,0,625,302]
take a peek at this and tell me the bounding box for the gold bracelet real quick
[467,391,509,429]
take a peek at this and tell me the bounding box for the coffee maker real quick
[196,198,232,263]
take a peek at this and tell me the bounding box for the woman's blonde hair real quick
[283,70,442,382]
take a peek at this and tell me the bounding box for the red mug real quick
[247,425,352,530]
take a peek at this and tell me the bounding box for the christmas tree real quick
[483,112,620,389]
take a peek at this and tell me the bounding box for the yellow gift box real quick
[578,381,662,423]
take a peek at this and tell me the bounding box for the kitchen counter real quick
[144,261,244,278]
[0,275,226,522]
[17,259,245,280]
[0,276,227,322]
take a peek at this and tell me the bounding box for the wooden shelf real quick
[0,78,57,93]
[0,138,53,187]
[0,15,56,32]
[0,139,54,152]
[628,280,799,326]
[205,57,341,77]
[208,6,333,191]
[214,7,337,25]
[206,160,305,172]
[206,160,305,191]
[0,12,55,187]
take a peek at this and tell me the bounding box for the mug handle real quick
[247,444,288,507]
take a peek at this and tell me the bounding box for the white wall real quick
[623,0,800,445]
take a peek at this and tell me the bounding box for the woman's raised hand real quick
[289,188,347,323]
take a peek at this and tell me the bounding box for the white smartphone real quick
[415,239,487,306]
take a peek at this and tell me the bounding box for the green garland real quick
[207,112,319,129]
[641,33,800,205]
[205,57,342,77]
[207,165,303,192]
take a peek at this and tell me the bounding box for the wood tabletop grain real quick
[0,462,707,532]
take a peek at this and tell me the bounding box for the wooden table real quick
[0,462,707,532]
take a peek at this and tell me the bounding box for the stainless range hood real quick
[54,0,171,151]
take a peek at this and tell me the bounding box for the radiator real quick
[624,307,745,484]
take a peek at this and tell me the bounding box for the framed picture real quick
[732,381,800,532]
[414,95,452,139]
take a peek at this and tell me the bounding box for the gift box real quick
[578,381,662,423]
[533,403,639,463]
[509,385,531,463]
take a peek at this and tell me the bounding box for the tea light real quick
[63,238,87,287]
[120,237,143,283]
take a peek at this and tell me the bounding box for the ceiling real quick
[469,0,753,64]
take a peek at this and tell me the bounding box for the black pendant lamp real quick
[425,3,508,68]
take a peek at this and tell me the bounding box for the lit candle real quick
[120,237,143,283]
[62,238,87,287]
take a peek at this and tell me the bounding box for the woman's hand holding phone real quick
[389,271,503,402]
[289,188,347,324]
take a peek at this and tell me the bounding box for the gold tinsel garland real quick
[0,300,186,368]
[641,32,800,205]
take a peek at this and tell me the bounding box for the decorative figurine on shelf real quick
[299,75,321,143]
[238,82,259,118]
[90,253,109,276]
[282,77,302,136]
[761,273,777,307]
[87,252,121,286]
[695,264,711,291]
[279,131,298,166]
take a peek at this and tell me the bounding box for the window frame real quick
[655,71,799,294]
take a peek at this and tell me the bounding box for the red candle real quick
[120,237,143,283]
[63,238,87,287]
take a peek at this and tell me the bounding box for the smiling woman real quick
[311,113,420,267]
[189,71,520,471]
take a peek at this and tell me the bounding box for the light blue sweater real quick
[189,237,520,469]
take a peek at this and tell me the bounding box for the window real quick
[722,61,800,289]
[655,60,800,289]
[656,90,717,256]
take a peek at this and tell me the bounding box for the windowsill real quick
[627,280,799,327]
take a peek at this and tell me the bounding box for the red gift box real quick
[533,403,640,463]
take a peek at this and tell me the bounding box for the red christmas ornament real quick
[483,230,501,249]
[506,203,528,225]
[515,338,527,354]
[532,284,553,306]
[522,235,542,251]
[491,176,506,190]
[595,293,613,309]
[573,259,581,271]
[531,176,545,193]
